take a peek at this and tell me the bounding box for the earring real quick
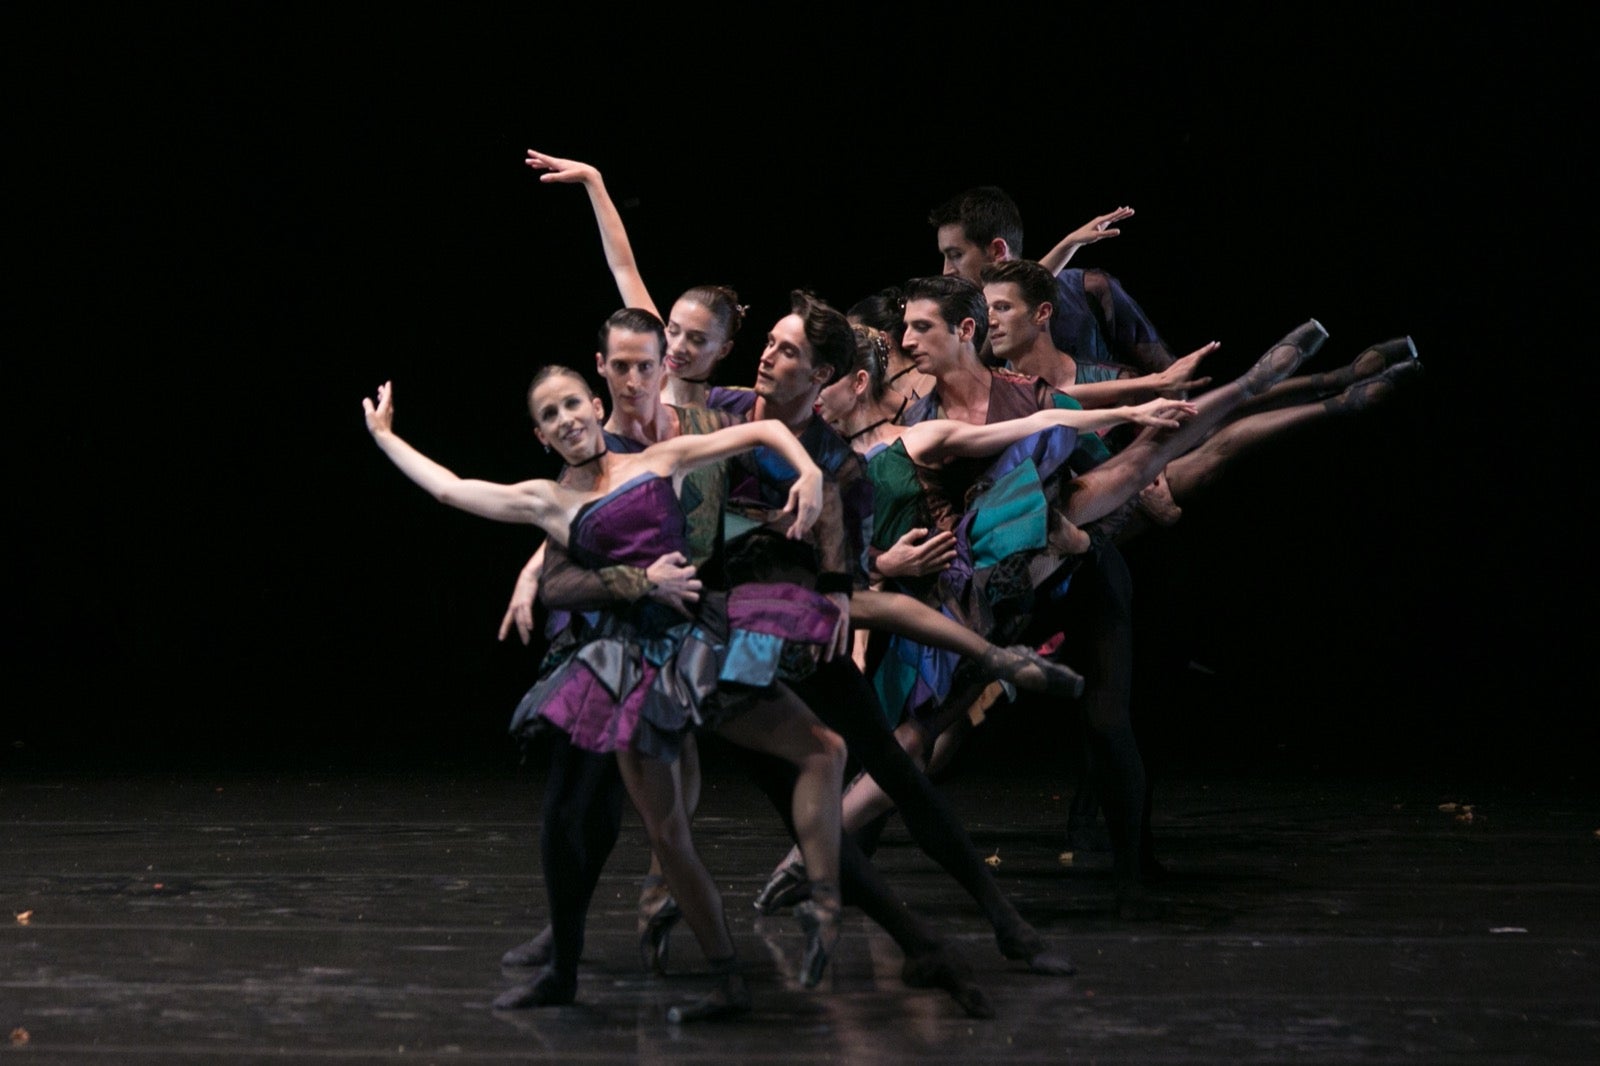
[543,442,551,454]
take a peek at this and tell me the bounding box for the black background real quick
[7,7,1592,780]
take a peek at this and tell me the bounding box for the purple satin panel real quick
[534,658,660,753]
[726,582,839,645]
[568,474,685,570]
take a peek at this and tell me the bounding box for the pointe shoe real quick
[1331,355,1423,412]
[753,857,810,914]
[795,884,843,988]
[989,644,1086,699]
[902,944,996,1019]
[1240,318,1330,397]
[492,964,576,1009]
[637,877,681,975]
[666,965,752,1023]
[1348,336,1419,380]
[500,926,554,968]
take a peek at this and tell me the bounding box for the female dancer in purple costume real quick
[364,370,845,1020]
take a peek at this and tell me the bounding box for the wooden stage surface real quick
[5,762,1597,1063]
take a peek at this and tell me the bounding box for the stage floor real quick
[5,762,1597,1063]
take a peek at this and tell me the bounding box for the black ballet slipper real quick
[500,926,554,969]
[666,960,751,1024]
[637,876,681,975]
[795,883,843,988]
[1239,319,1329,397]
[902,945,997,1019]
[753,856,810,914]
[492,965,577,1009]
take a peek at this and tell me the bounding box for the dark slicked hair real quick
[981,259,1057,317]
[597,307,667,357]
[789,289,855,385]
[677,284,747,340]
[526,364,594,414]
[847,287,907,347]
[928,185,1025,259]
[901,275,989,353]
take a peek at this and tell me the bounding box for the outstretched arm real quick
[525,148,659,316]
[903,397,1197,466]
[363,382,571,536]
[1063,341,1219,407]
[1038,206,1135,275]
[641,421,825,539]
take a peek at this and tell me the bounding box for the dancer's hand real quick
[823,592,851,662]
[645,552,701,617]
[782,469,825,541]
[1124,398,1199,430]
[362,381,395,437]
[498,566,541,645]
[875,527,958,580]
[1041,207,1135,273]
[1151,341,1219,397]
[524,148,598,185]
[1064,205,1134,249]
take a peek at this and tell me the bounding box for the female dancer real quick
[364,370,846,1020]
[524,148,743,409]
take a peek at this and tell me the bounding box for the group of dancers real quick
[363,148,1423,1022]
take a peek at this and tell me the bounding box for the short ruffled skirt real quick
[509,582,840,761]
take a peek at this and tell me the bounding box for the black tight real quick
[1046,544,1143,895]
[538,733,625,979]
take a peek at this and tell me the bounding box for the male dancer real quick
[708,292,1080,979]
[930,185,1174,377]
[895,274,1326,912]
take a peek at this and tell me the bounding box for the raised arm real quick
[1038,206,1135,275]
[363,381,573,538]
[903,397,1197,466]
[525,148,659,316]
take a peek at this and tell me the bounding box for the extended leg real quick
[794,659,1075,974]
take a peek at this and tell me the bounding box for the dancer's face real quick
[755,314,831,408]
[815,370,866,432]
[595,328,663,422]
[984,281,1046,361]
[901,298,968,377]
[936,223,996,285]
[664,299,733,381]
[531,374,607,464]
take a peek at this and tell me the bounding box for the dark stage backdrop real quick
[7,7,1591,778]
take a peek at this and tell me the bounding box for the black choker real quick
[886,363,918,385]
[675,374,713,385]
[846,396,908,441]
[569,445,609,468]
